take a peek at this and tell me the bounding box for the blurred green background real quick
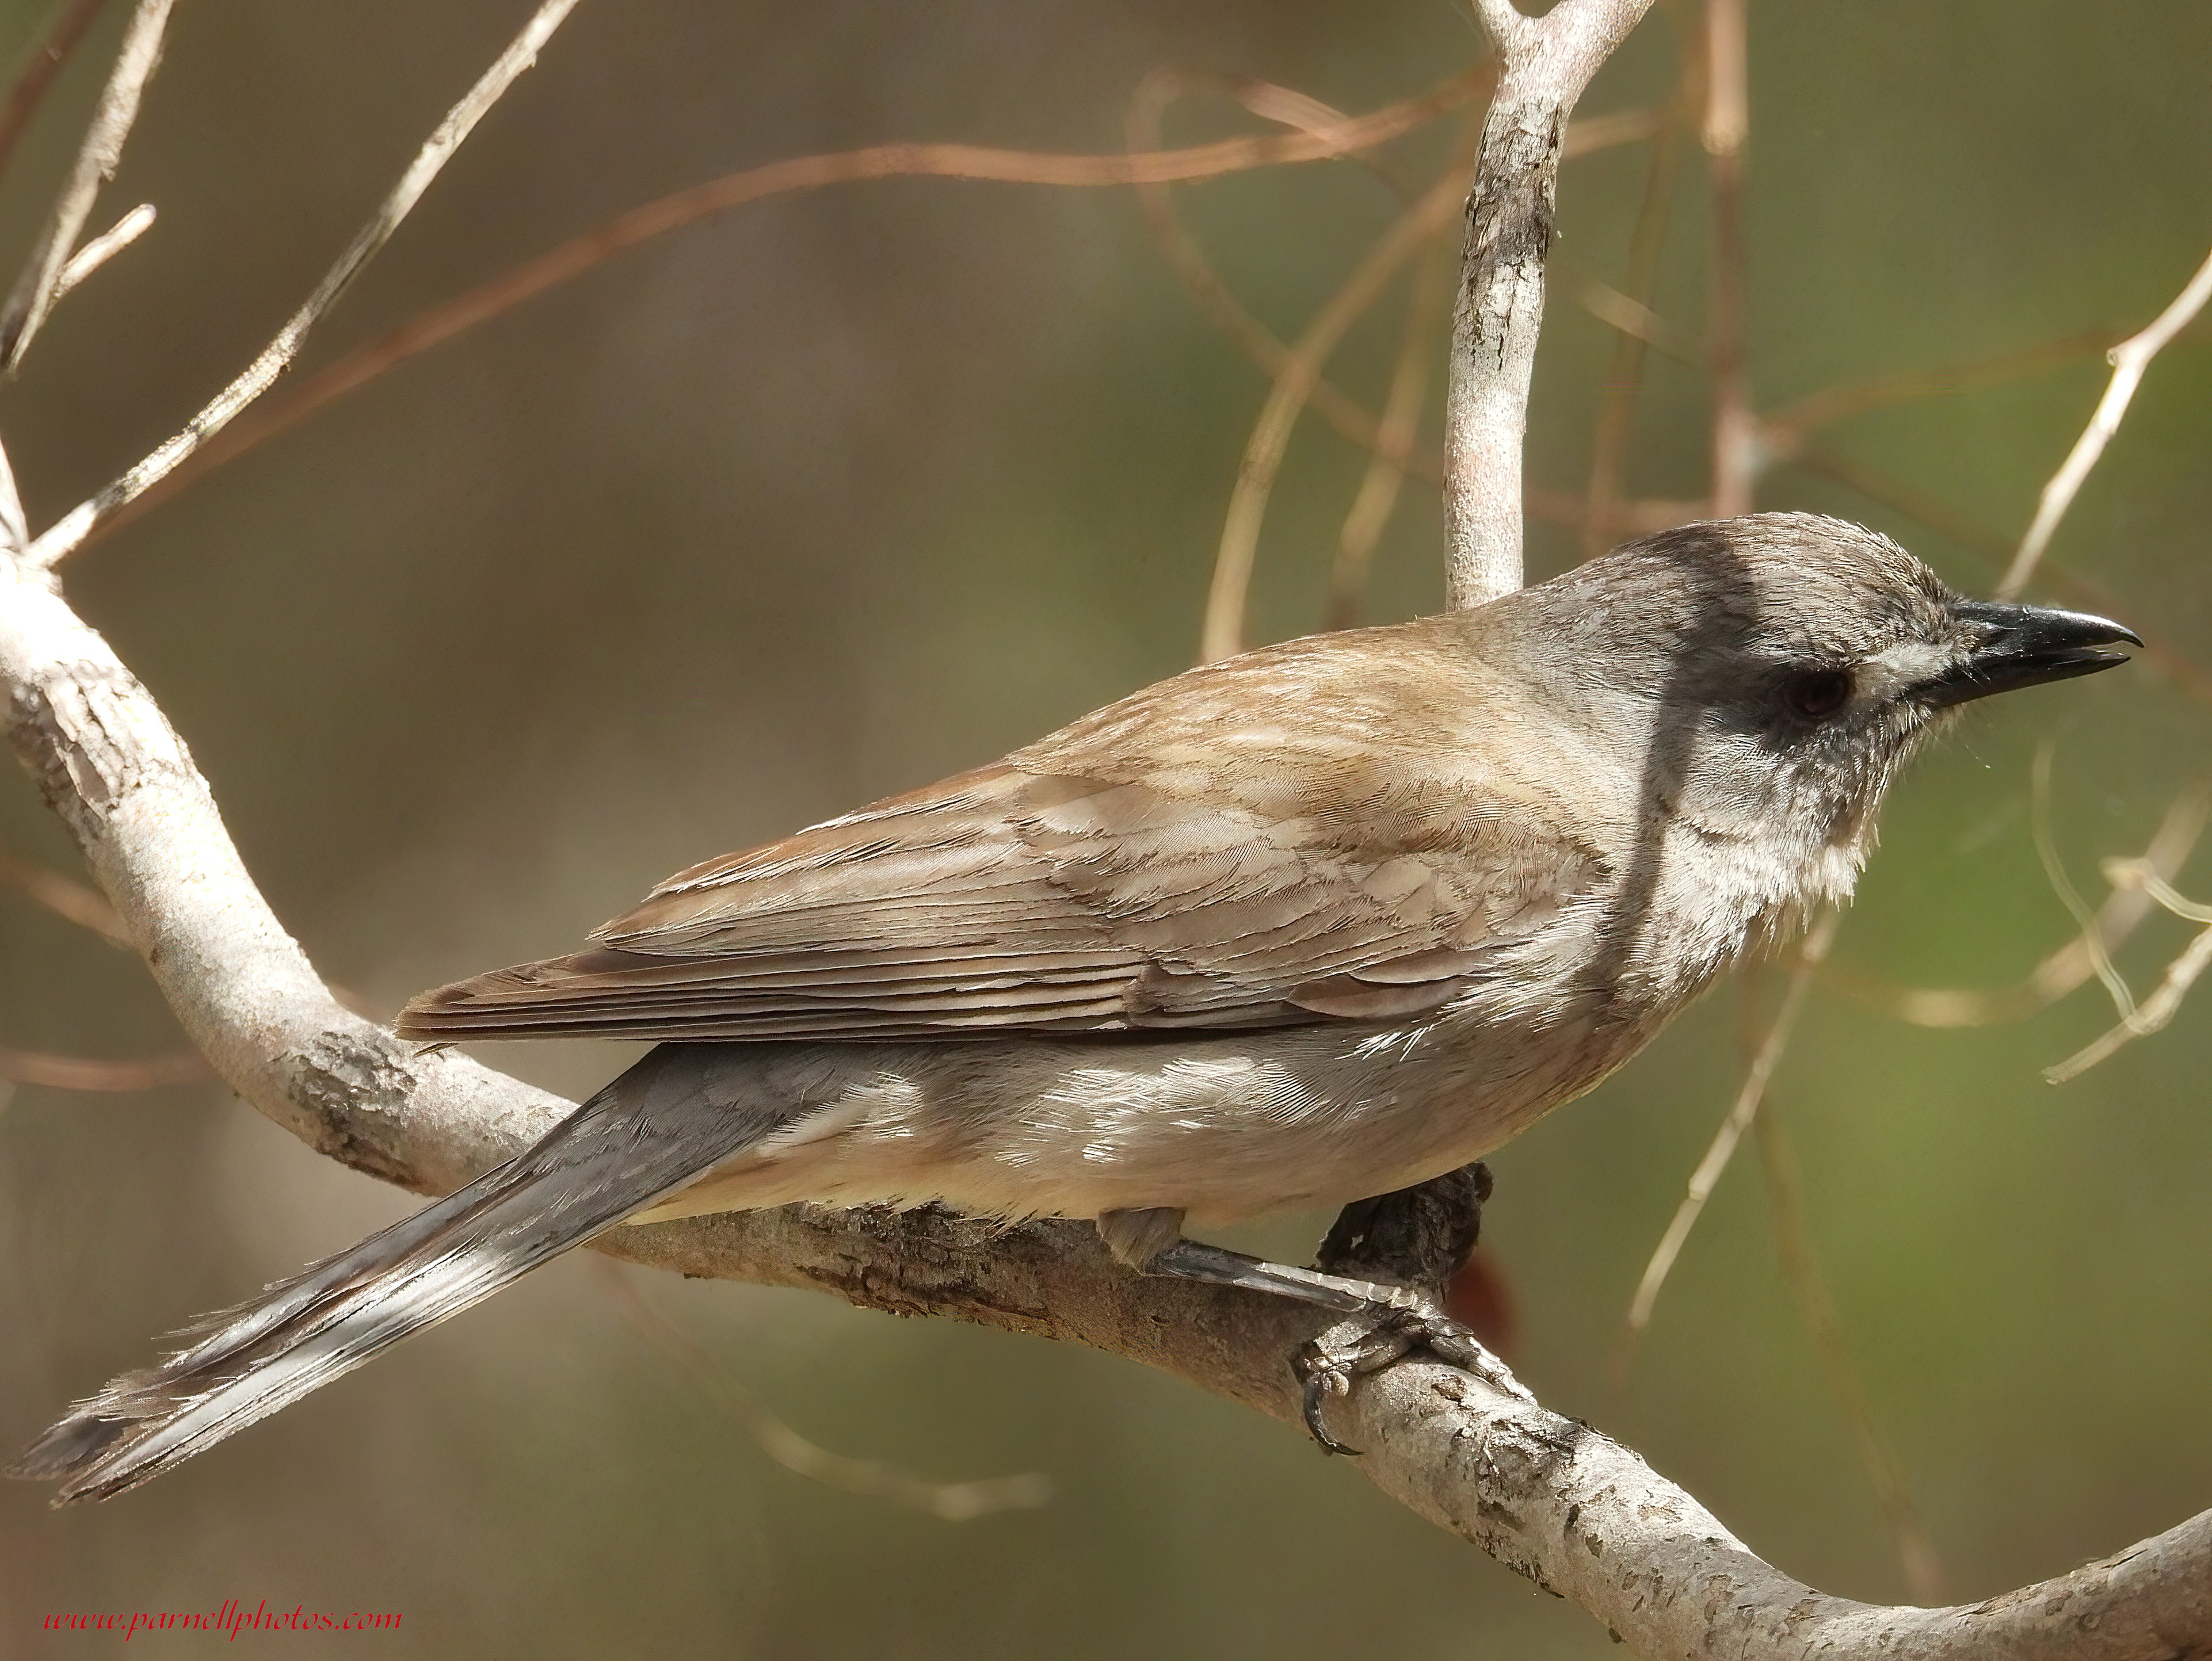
[1,0,2207,1654]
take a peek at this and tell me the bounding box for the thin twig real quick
[2046,922,2212,1085]
[1200,104,1660,660]
[1200,162,1467,663]
[49,200,151,299]
[1325,235,1448,631]
[0,0,109,190]
[0,842,132,945]
[1703,0,1755,515]
[1760,328,2127,452]
[1571,272,1701,365]
[0,0,171,372]
[1618,907,1840,1370]
[1582,29,1694,555]
[1753,1105,1947,1605]
[2106,857,2212,926]
[82,66,1496,555]
[2031,741,2134,1022]
[1826,786,2208,1028]
[1997,245,2212,599]
[25,0,585,568]
[592,1260,1050,1522]
[0,1044,205,1090]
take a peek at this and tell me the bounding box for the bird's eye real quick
[1783,668,1853,720]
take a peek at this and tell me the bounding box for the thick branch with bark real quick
[1444,0,1660,608]
[3,6,2209,1657]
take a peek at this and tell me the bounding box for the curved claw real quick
[1294,1345,1364,1456]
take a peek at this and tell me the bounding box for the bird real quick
[12,512,2138,1502]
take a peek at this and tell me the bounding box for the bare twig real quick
[1827,786,2208,1028]
[0,0,109,190]
[0,0,170,372]
[1583,54,1692,555]
[593,1261,1050,1522]
[0,1044,204,1090]
[2046,921,2212,1085]
[49,199,151,299]
[1760,327,2127,452]
[1202,105,1660,659]
[1753,1103,1946,1605]
[1200,159,1467,662]
[1445,0,1661,608]
[25,0,585,568]
[1619,907,1839,1364]
[1997,245,2212,599]
[1703,0,1755,515]
[2046,857,2212,1084]
[1325,236,1448,631]
[0,841,131,945]
[1572,272,1702,364]
[80,67,1493,556]
[2032,741,2135,1021]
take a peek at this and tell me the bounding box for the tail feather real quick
[11,1044,798,1503]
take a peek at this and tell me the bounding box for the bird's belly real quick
[638,1003,1646,1227]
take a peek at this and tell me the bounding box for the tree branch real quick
[0,0,170,372]
[1444,0,1660,607]
[24,0,583,568]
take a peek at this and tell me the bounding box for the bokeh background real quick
[1,0,2207,1654]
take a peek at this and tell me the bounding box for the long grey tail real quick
[11,1043,798,1505]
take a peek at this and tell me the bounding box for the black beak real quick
[1923,599,2143,708]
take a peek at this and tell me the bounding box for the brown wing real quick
[395,625,1605,1044]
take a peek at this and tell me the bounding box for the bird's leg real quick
[1291,1162,1525,1452]
[1097,1178,1529,1457]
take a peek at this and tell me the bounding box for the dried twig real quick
[1826,786,2208,1028]
[1200,157,1468,662]
[1753,1105,1946,1605]
[0,0,110,190]
[2031,742,2135,1024]
[593,1261,1050,1522]
[1445,0,1661,608]
[1325,236,1448,631]
[0,1044,205,1090]
[1122,66,1458,494]
[0,841,132,945]
[2047,857,2212,1084]
[0,0,170,372]
[1760,327,2127,453]
[1200,105,1660,659]
[50,199,151,299]
[1582,61,1692,556]
[1997,245,2212,599]
[1619,907,1839,1362]
[25,0,585,568]
[78,66,1492,556]
[1703,0,1755,515]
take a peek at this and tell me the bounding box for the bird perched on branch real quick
[14,513,2137,1502]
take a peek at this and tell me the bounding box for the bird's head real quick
[1497,512,2139,881]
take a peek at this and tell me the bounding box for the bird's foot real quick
[1292,1297,1528,1456]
